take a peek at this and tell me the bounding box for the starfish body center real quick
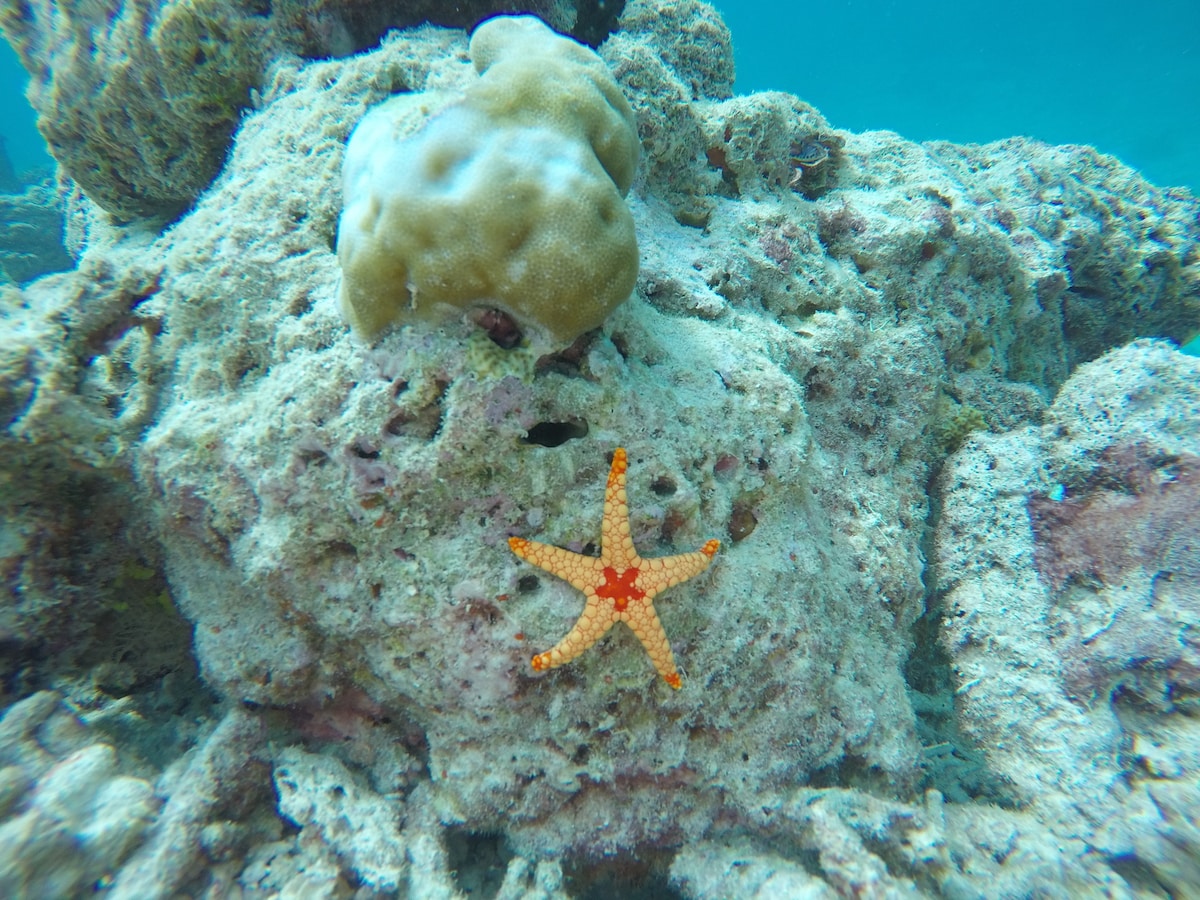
[596,566,644,612]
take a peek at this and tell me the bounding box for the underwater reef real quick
[1,0,1199,896]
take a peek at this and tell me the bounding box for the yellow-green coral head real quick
[336,15,640,348]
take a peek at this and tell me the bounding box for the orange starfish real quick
[508,448,720,689]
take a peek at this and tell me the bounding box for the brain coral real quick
[336,15,640,347]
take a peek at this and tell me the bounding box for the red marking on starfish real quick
[596,566,645,612]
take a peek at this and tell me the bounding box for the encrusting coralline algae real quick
[0,0,1198,896]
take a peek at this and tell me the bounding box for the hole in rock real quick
[446,828,513,898]
[523,419,589,447]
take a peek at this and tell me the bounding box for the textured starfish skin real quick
[509,448,719,689]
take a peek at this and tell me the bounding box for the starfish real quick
[508,448,719,689]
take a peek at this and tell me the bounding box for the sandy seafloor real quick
[0,1,1198,897]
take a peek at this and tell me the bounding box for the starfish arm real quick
[600,448,638,568]
[637,539,721,591]
[531,592,617,672]
[621,603,682,689]
[508,537,603,594]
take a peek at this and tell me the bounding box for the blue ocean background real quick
[716,0,1200,196]
[0,41,45,179]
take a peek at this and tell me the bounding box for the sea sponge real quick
[336,15,640,347]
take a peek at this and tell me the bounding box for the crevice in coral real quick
[562,848,683,900]
[907,469,1022,809]
[445,828,514,898]
[903,598,1022,810]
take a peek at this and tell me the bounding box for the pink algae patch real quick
[1027,443,1200,593]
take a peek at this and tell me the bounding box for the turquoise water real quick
[0,41,48,178]
[716,0,1200,195]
